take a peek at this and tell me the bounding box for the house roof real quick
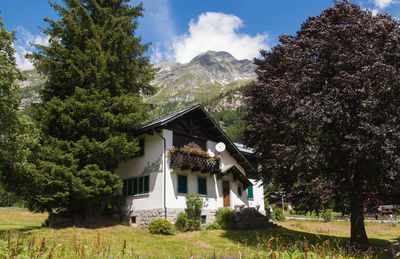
[135,104,257,177]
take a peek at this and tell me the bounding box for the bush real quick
[206,222,221,230]
[186,218,200,231]
[148,219,174,235]
[175,212,188,232]
[185,193,206,231]
[322,209,334,222]
[272,208,285,221]
[215,208,236,229]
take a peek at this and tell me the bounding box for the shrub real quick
[272,208,285,221]
[148,219,174,235]
[206,222,221,230]
[322,209,334,222]
[215,208,236,229]
[175,212,188,232]
[185,193,206,230]
[186,218,200,231]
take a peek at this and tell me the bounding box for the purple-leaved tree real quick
[244,1,400,247]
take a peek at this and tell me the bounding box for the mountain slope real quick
[17,51,255,141]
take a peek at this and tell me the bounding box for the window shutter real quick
[123,180,127,196]
[247,185,254,199]
[127,179,133,195]
[198,178,207,195]
[139,176,144,194]
[144,175,150,193]
[178,175,187,193]
[133,178,138,195]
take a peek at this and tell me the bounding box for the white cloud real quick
[13,27,49,70]
[135,0,176,63]
[374,0,393,9]
[172,12,269,63]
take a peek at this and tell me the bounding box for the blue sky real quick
[1,0,400,70]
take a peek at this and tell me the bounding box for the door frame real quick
[222,180,230,207]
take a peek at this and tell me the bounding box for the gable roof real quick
[136,104,257,177]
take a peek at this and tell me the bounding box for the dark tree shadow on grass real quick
[221,227,394,257]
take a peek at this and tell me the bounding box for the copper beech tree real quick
[244,1,400,247]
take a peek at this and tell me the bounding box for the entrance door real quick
[223,181,230,207]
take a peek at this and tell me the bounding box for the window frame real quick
[197,177,207,196]
[177,174,188,194]
[247,185,254,200]
[123,175,150,196]
[133,138,145,158]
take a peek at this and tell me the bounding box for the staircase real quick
[235,208,277,230]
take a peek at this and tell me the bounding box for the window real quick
[133,138,145,157]
[247,185,254,199]
[177,175,187,194]
[198,177,207,195]
[123,175,150,196]
[238,186,242,197]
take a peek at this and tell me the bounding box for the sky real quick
[1,0,400,70]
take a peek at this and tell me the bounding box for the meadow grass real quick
[0,208,398,258]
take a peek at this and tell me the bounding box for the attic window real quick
[133,138,144,157]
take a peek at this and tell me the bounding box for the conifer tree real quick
[0,15,28,190]
[20,0,155,225]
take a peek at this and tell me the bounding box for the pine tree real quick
[21,0,155,226]
[0,14,28,192]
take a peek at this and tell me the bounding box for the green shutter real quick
[198,178,207,195]
[123,180,127,196]
[247,185,254,199]
[139,176,144,194]
[133,178,138,195]
[144,175,149,193]
[178,175,187,193]
[127,179,133,195]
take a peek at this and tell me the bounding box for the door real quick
[223,181,230,207]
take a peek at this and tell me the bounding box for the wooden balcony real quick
[169,151,220,173]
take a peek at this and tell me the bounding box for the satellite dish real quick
[215,142,226,152]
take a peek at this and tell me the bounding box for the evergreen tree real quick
[244,1,400,247]
[20,0,155,225]
[0,14,34,202]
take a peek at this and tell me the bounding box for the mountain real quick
[149,51,255,117]
[17,51,256,141]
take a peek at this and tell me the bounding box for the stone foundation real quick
[123,208,218,227]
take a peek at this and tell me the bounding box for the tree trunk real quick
[350,174,369,249]
[48,203,113,228]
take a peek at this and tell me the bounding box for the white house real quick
[116,105,265,226]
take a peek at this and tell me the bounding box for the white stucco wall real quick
[248,179,265,213]
[116,133,165,210]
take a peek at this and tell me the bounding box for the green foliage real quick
[205,222,221,230]
[244,1,400,245]
[272,208,285,221]
[174,212,188,232]
[215,208,236,229]
[323,209,334,222]
[0,16,37,206]
[185,193,206,231]
[148,219,174,235]
[14,0,155,217]
[394,206,400,216]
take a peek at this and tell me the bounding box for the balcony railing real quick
[169,151,220,173]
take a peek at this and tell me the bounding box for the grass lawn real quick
[0,208,399,258]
